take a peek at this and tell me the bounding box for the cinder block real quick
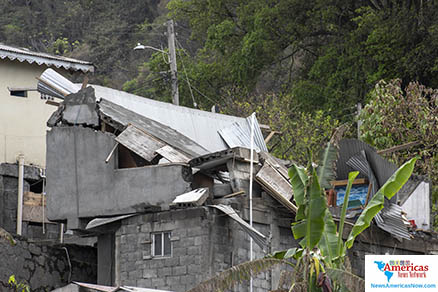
[187,246,200,255]
[137,278,152,288]
[143,269,157,278]
[151,277,165,287]
[187,264,201,274]
[172,265,187,276]
[164,257,179,267]
[166,275,181,286]
[159,267,172,276]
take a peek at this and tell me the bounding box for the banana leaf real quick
[317,142,338,189]
[337,171,359,256]
[292,168,327,249]
[289,164,308,206]
[345,157,417,248]
[318,209,339,266]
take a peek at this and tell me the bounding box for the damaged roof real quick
[0,43,94,72]
[38,69,267,153]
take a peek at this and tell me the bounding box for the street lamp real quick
[134,43,167,54]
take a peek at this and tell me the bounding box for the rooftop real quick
[0,43,94,73]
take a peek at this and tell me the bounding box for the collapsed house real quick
[39,69,437,292]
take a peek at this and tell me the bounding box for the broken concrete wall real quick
[0,236,96,292]
[46,126,192,225]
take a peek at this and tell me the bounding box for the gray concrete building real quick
[40,69,437,292]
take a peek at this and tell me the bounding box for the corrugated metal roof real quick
[93,84,248,153]
[218,114,268,152]
[38,69,258,153]
[374,204,411,240]
[0,44,94,72]
[210,204,269,252]
[337,139,418,204]
[346,151,411,239]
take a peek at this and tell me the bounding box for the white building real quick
[0,43,94,167]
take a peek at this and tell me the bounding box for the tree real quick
[222,93,341,165]
[360,79,438,228]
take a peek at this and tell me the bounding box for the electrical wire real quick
[175,38,220,106]
[175,36,197,107]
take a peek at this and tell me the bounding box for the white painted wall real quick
[402,181,430,230]
[0,59,66,167]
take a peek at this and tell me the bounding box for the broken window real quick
[152,231,171,257]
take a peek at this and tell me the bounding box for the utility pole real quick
[167,19,179,105]
[357,102,362,139]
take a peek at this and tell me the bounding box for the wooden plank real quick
[223,190,245,199]
[255,163,297,213]
[330,178,368,187]
[23,191,46,207]
[377,141,420,155]
[156,145,190,163]
[264,131,281,144]
[22,205,53,223]
[45,100,60,107]
[259,152,290,182]
[115,124,165,162]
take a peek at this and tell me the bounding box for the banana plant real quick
[286,148,417,291]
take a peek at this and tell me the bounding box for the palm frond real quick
[0,227,16,246]
[278,270,307,292]
[326,268,365,291]
[186,258,287,292]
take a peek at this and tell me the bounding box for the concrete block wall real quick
[0,236,96,291]
[115,205,298,292]
[230,221,272,292]
[116,207,214,292]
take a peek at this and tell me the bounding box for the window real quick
[10,90,27,98]
[152,232,171,257]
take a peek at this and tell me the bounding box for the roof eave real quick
[0,52,94,73]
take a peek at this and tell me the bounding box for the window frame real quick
[151,231,172,258]
[10,90,28,98]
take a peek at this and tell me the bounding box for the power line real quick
[175,38,220,106]
[175,37,197,107]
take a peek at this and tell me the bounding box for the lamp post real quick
[134,20,179,105]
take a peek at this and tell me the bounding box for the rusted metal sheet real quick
[115,124,165,162]
[156,145,190,163]
[255,163,297,213]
